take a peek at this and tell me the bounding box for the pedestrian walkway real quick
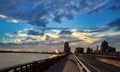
[47,54,80,72]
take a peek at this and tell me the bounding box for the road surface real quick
[47,54,80,72]
[77,54,120,72]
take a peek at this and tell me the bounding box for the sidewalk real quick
[47,54,80,72]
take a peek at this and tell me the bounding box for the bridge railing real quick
[0,54,67,72]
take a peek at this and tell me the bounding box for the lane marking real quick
[78,55,102,72]
[73,55,83,72]
[74,55,91,72]
[86,63,101,72]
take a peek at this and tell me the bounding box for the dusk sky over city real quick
[0,0,120,51]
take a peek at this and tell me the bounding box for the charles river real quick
[0,53,52,69]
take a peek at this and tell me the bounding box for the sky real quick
[0,0,120,52]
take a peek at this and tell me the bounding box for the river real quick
[0,53,52,69]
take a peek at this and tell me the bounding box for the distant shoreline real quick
[0,50,62,54]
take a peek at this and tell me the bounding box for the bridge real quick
[0,53,120,72]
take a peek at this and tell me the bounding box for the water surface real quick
[0,53,51,69]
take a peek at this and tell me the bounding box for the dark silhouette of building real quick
[75,47,84,54]
[96,45,98,52]
[64,41,71,54]
[96,45,100,53]
[93,45,100,53]
[106,47,116,53]
[101,40,116,53]
[86,47,93,53]
[101,40,109,53]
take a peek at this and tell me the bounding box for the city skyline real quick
[0,0,120,51]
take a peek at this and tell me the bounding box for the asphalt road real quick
[47,54,80,72]
[77,54,120,72]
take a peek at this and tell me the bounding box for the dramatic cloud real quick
[83,18,120,33]
[106,18,120,31]
[88,0,120,14]
[88,5,106,14]
[27,30,44,36]
[59,30,72,35]
[0,0,109,27]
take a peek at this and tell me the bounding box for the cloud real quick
[88,0,120,14]
[107,6,120,11]
[37,27,69,35]
[72,31,100,43]
[106,0,120,11]
[46,33,59,39]
[2,28,120,51]
[6,32,28,37]
[82,18,120,33]
[0,14,20,23]
[13,39,22,44]
[27,30,44,36]
[88,5,106,14]
[69,39,83,43]
[106,18,120,31]
[9,19,19,23]
[0,0,109,27]
[59,30,72,35]
[5,33,12,37]
[17,33,27,37]
[0,14,7,18]
[4,28,100,45]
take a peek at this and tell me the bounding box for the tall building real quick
[75,47,84,54]
[96,45,98,52]
[107,47,116,52]
[93,45,99,53]
[95,45,99,53]
[86,47,93,53]
[101,40,109,53]
[64,41,71,54]
[101,40,116,53]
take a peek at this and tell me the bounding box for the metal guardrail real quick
[0,54,67,72]
[74,55,91,72]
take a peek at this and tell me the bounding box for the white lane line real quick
[73,55,83,72]
[86,62,101,72]
[74,55,91,72]
[79,56,102,72]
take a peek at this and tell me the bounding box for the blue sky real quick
[0,0,120,51]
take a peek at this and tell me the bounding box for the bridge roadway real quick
[47,54,80,72]
[47,54,120,72]
[76,54,120,72]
